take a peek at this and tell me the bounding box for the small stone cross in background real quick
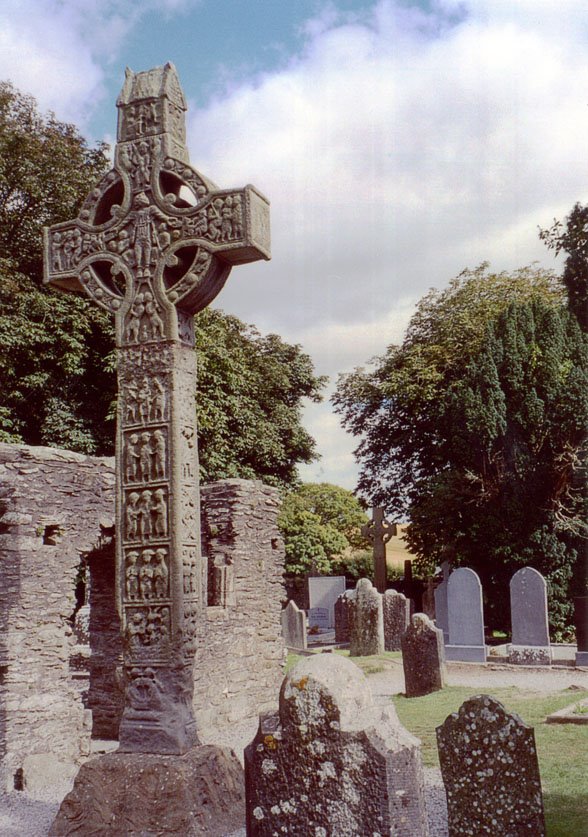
[361,506,396,593]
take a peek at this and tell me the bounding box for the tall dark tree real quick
[334,265,588,635]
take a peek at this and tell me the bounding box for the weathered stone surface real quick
[509,567,551,666]
[436,695,546,836]
[349,578,384,656]
[245,654,429,836]
[49,745,245,836]
[0,442,114,792]
[307,576,346,628]
[433,561,450,642]
[383,588,410,651]
[446,567,487,663]
[43,62,270,756]
[281,600,307,650]
[361,507,396,593]
[334,590,352,643]
[0,449,286,783]
[195,479,286,732]
[401,613,445,697]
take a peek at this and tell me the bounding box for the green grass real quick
[392,686,588,837]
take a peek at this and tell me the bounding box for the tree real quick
[0,82,326,484]
[540,203,588,331]
[334,265,588,635]
[195,309,326,489]
[278,482,369,576]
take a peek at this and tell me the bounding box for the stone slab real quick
[383,588,410,651]
[576,651,588,667]
[349,577,384,657]
[445,644,487,663]
[447,567,485,650]
[508,644,552,666]
[245,653,429,836]
[49,745,245,836]
[402,613,445,698]
[510,567,550,647]
[545,697,588,725]
[437,694,545,836]
[281,600,307,650]
[307,576,346,628]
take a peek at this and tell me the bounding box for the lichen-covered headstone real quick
[446,567,487,663]
[508,567,552,665]
[349,577,384,656]
[383,589,410,651]
[401,613,445,697]
[334,589,353,643]
[436,695,546,836]
[281,600,307,650]
[245,654,429,836]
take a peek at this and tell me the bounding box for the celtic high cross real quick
[43,64,270,754]
[361,507,396,594]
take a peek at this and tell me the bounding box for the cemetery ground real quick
[1,651,587,836]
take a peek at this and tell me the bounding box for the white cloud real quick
[3,0,588,488]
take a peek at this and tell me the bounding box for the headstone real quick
[401,613,445,697]
[349,577,384,656]
[436,695,546,836]
[245,654,429,836]
[334,589,353,643]
[445,567,487,663]
[433,561,450,642]
[281,600,307,650]
[575,596,588,666]
[509,567,552,665]
[361,507,396,593]
[307,575,346,629]
[383,588,410,651]
[44,63,269,833]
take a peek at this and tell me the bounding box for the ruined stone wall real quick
[0,443,115,792]
[196,479,286,732]
[0,446,286,788]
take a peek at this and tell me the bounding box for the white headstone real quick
[307,576,346,628]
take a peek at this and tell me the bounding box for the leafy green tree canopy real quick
[540,202,588,331]
[278,482,368,575]
[334,264,588,635]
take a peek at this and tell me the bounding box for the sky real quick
[2,0,588,490]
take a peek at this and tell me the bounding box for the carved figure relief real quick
[123,376,169,426]
[180,486,199,531]
[125,287,167,344]
[126,605,170,649]
[126,666,163,712]
[125,546,169,600]
[123,101,161,141]
[182,546,199,595]
[181,426,195,479]
[124,487,169,542]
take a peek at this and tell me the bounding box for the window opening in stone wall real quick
[42,524,64,545]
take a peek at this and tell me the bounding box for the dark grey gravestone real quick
[307,575,346,628]
[401,613,445,697]
[509,567,552,665]
[245,654,429,836]
[445,567,487,663]
[434,561,450,643]
[575,596,588,666]
[281,600,307,651]
[383,589,410,651]
[349,577,384,656]
[334,589,353,643]
[436,694,546,836]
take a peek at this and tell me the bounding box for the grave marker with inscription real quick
[45,63,269,834]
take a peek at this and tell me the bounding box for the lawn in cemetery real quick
[392,685,588,837]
